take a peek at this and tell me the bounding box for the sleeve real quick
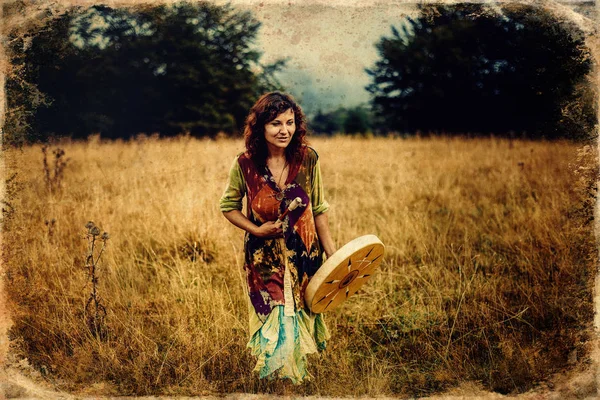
[219,156,246,213]
[311,157,330,216]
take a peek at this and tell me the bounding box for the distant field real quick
[2,135,597,397]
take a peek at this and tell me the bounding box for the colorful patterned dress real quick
[220,145,330,384]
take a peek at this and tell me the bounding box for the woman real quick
[220,91,336,384]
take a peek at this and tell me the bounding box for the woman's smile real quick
[264,108,296,151]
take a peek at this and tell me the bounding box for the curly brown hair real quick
[243,92,309,166]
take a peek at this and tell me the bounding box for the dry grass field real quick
[2,135,597,397]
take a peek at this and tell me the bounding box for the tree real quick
[3,4,78,145]
[6,2,284,141]
[310,106,373,135]
[343,106,372,134]
[366,3,595,139]
[310,108,345,135]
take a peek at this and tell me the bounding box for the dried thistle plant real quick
[1,172,20,228]
[84,221,110,339]
[42,145,69,192]
[45,218,56,239]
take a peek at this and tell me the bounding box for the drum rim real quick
[305,234,384,312]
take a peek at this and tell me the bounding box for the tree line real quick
[5,2,283,144]
[366,3,596,140]
[4,2,596,144]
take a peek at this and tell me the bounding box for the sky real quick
[208,0,595,116]
[214,1,421,115]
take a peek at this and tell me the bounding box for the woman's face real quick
[263,108,296,152]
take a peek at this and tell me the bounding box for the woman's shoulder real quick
[302,145,320,162]
[228,152,253,175]
[235,151,252,165]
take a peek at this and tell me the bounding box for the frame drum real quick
[305,235,385,313]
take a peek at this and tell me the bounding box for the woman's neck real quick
[267,147,286,162]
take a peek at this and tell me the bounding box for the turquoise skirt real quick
[247,304,330,384]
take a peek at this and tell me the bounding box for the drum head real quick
[305,234,385,313]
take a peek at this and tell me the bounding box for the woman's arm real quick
[315,212,336,258]
[223,210,282,238]
[221,156,281,238]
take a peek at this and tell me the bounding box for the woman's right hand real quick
[253,220,283,238]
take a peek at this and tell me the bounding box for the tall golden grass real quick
[2,135,597,397]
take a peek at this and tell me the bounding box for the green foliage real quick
[3,7,77,146]
[311,106,373,135]
[366,3,595,139]
[6,2,284,142]
[343,106,372,134]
